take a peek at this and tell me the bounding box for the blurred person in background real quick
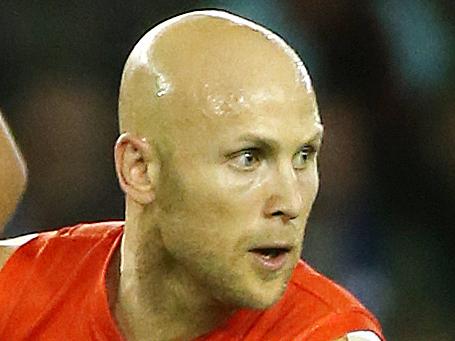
[0,111,26,231]
[0,11,384,341]
[7,73,120,233]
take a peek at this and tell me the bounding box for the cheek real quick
[311,164,320,197]
[158,170,251,244]
[297,166,320,213]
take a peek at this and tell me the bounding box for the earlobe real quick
[114,133,157,205]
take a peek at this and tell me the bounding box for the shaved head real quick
[118,10,317,147]
[116,10,322,315]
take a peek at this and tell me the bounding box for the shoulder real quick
[0,221,124,271]
[0,233,38,269]
[290,260,374,313]
[283,260,384,340]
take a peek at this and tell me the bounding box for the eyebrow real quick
[305,128,324,150]
[236,127,324,151]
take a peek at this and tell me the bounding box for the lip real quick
[247,243,293,272]
[248,242,293,252]
[249,250,289,271]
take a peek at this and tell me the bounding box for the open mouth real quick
[249,247,291,259]
[248,246,292,271]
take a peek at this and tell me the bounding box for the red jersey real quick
[0,222,384,340]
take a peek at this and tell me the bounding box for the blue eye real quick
[292,146,313,169]
[230,149,260,170]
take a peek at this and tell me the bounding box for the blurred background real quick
[0,1,453,339]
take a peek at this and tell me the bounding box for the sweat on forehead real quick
[118,10,315,137]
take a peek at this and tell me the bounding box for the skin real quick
[0,112,27,232]
[114,11,323,340]
[0,11,351,341]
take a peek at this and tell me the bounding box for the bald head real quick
[116,11,323,312]
[118,10,317,141]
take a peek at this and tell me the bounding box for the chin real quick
[224,278,289,310]
[247,264,297,309]
[248,283,289,309]
[244,296,282,310]
[205,256,297,311]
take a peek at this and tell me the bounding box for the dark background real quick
[1,1,453,339]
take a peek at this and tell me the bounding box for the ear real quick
[114,133,158,205]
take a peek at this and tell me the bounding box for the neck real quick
[113,203,234,341]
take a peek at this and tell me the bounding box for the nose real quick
[263,164,303,224]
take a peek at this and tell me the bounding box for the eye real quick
[292,146,314,169]
[229,149,261,171]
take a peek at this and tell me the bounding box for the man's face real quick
[152,73,322,309]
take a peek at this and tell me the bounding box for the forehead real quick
[205,88,320,142]
[161,84,320,156]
